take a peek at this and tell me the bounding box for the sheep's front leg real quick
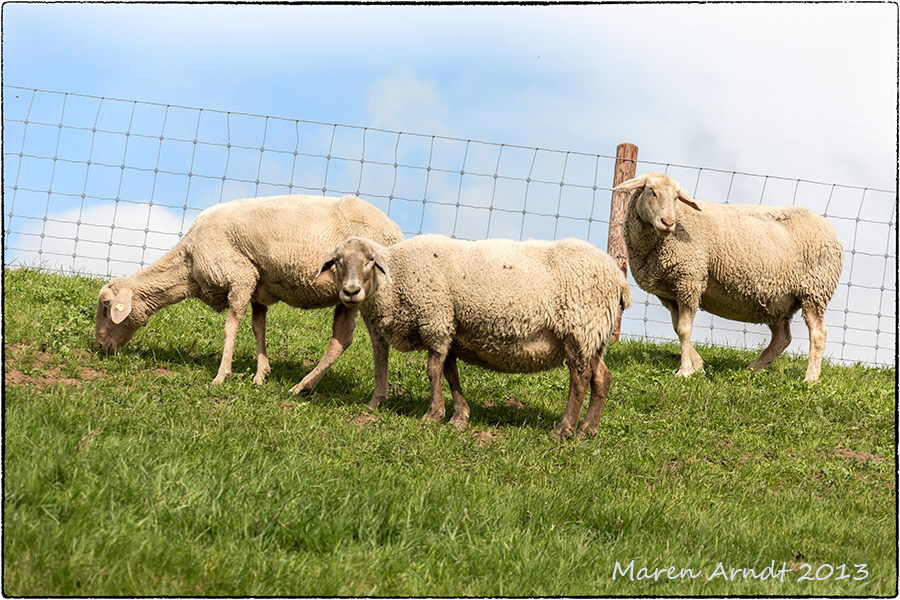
[576,354,611,436]
[443,353,470,430]
[552,355,590,440]
[290,304,357,394]
[665,299,704,377]
[802,304,827,383]
[251,302,271,385]
[364,317,390,409]
[423,350,448,423]
[213,292,251,385]
[748,319,791,372]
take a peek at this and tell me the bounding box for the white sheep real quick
[317,234,633,438]
[95,194,403,389]
[613,171,843,382]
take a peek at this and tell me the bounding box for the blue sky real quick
[2,2,897,365]
[3,2,896,188]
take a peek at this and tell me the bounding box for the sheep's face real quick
[95,283,145,352]
[317,238,391,309]
[615,172,701,237]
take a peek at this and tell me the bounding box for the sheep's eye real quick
[102,298,111,307]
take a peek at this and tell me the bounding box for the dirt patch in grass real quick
[670,457,717,468]
[481,397,526,410]
[5,340,106,390]
[831,448,885,464]
[471,429,500,447]
[349,413,380,427]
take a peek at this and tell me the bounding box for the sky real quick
[3,2,896,188]
[1,2,897,365]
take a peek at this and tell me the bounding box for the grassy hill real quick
[3,267,896,596]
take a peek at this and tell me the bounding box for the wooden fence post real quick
[608,142,638,341]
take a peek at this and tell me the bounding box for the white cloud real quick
[365,69,451,136]
[6,202,195,278]
[573,3,897,189]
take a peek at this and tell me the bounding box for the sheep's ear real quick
[613,173,650,192]
[110,288,133,324]
[677,189,701,211]
[373,253,392,286]
[315,249,338,279]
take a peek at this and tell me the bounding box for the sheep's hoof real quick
[576,424,599,437]
[449,415,469,430]
[674,366,703,378]
[253,365,271,385]
[289,382,312,395]
[211,374,227,385]
[367,395,386,410]
[551,424,575,440]
[422,411,444,424]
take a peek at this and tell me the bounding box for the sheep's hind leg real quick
[576,354,610,436]
[443,353,470,430]
[802,304,827,383]
[251,302,271,385]
[748,319,791,372]
[290,304,357,394]
[552,351,591,440]
[423,350,448,423]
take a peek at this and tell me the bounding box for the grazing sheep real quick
[317,234,633,438]
[613,171,843,382]
[95,195,403,389]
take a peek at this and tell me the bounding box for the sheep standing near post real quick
[95,195,403,390]
[613,171,843,382]
[317,234,633,438]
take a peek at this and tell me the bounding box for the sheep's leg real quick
[443,353,470,430]
[576,354,611,436]
[552,353,591,440]
[364,317,390,409]
[423,350,448,423]
[802,304,827,383]
[667,301,704,377]
[251,302,271,385]
[748,319,791,372]
[290,304,357,394]
[213,291,251,385]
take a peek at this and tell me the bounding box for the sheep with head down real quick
[614,171,843,382]
[95,194,403,390]
[317,234,632,439]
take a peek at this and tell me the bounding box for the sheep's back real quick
[684,202,843,320]
[185,195,402,308]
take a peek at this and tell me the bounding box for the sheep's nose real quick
[342,284,363,303]
[661,217,675,229]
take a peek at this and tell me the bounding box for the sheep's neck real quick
[623,210,662,264]
[124,248,197,314]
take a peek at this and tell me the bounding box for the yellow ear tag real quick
[115,303,125,312]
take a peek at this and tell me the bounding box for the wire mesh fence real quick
[3,85,896,367]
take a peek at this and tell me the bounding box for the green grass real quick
[3,267,896,596]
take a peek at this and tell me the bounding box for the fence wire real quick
[3,85,896,367]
